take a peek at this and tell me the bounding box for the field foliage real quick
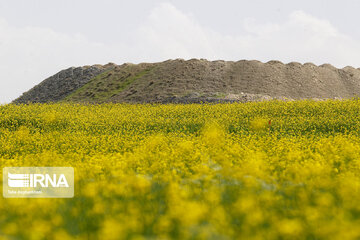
[1,100,360,239]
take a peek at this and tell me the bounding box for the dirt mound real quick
[13,65,111,103]
[13,59,360,104]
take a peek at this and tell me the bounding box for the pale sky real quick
[1,0,360,103]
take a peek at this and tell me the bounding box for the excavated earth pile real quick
[13,59,360,104]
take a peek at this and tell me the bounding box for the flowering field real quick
[1,100,360,239]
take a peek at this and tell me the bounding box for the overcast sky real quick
[1,0,360,103]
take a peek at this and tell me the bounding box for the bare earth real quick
[13,59,360,104]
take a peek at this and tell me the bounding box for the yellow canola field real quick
[1,100,360,239]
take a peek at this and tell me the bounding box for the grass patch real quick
[63,68,115,101]
[64,66,154,103]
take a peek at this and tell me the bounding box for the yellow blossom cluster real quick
[1,100,360,239]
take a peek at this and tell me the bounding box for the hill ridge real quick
[13,59,360,104]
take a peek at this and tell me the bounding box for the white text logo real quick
[3,167,74,198]
[8,173,69,188]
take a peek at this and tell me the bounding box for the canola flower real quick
[1,100,360,239]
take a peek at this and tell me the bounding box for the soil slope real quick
[13,59,360,103]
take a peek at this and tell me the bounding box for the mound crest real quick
[13,59,360,103]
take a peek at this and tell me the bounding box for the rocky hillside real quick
[13,59,360,104]
[13,64,113,103]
